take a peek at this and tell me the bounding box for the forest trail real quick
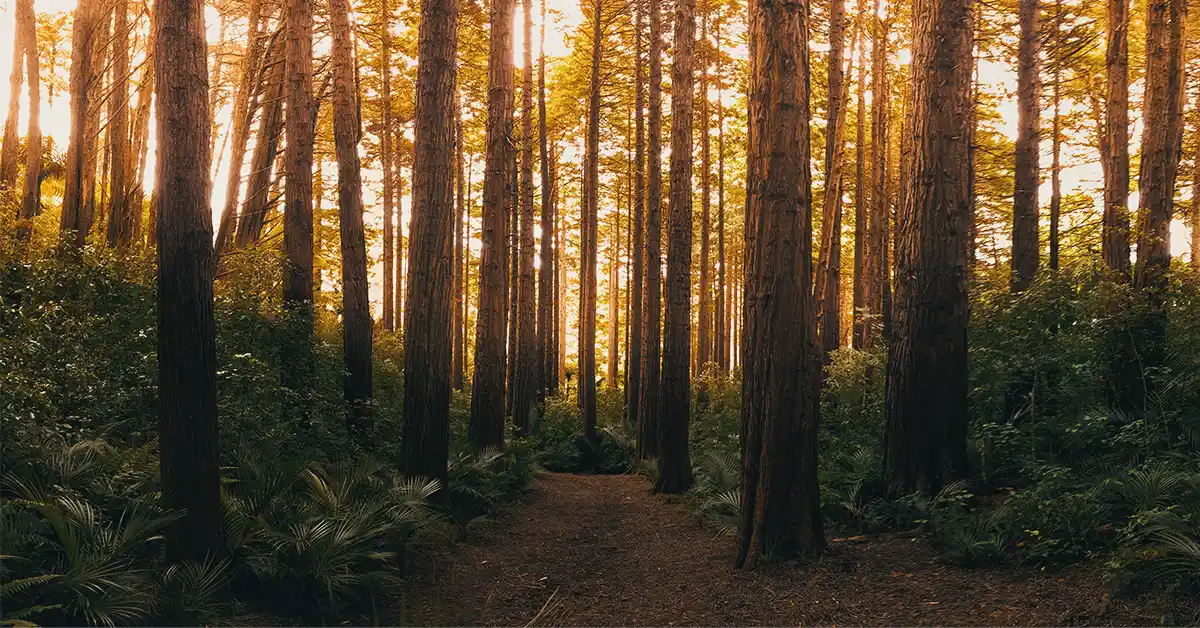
[402,473,1156,626]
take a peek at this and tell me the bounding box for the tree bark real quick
[234,40,285,248]
[513,0,538,434]
[282,0,317,425]
[867,6,889,349]
[629,2,645,421]
[469,0,515,450]
[578,0,603,446]
[637,0,664,459]
[1192,86,1200,270]
[714,18,726,371]
[1012,0,1041,293]
[61,0,101,248]
[696,3,712,371]
[454,94,466,389]
[131,23,158,247]
[736,0,823,567]
[883,0,972,496]
[156,0,223,563]
[657,0,696,494]
[1104,0,1131,278]
[17,0,40,240]
[0,0,26,191]
[1049,0,1061,272]
[106,0,133,248]
[538,0,556,396]
[404,0,458,479]
[816,0,849,360]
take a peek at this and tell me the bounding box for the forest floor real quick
[400,473,1168,626]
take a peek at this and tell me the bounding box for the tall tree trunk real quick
[1012,0,1041,292]
[234,42,285,248]
[62,0,98,248]
[1049,0,1061,272]
[816,0,849,361]
[714,18,726,371]
[469,0,515,450]
[16,0,40,240]
[696,4,712,371]
[555,154,566,389]
[736,0,823,567]
[506,162,519,418]
[395,145,405,330]
[85,14,110,242]
[867,6,889,348]
[1104,0,1131,278]
[579,0,603,445]
[629,2,645,421]
[454,95,466,389]
[1132,0,1187,413]
[330,0,374,447]
[538,0,556,396]
[846,7,864,352]
[214,0,266,255]
[513,0,538,434]
[156,0,223,563]
[638,0,664,459]
[0,0,26,191]
[657,0,696,493]
[608,204,620,388]
[404,0,458,479]
[282,0,317,426]
[106,0,133,248]
[131,24,158,247]
[381,5,396,332]
[1192,86,1200,270]
[883,0,972,496]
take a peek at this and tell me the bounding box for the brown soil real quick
[402,473,1164,626]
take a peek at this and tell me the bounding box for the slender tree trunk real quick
[106,0,133,248]
[638,0,664,459]
[16,0,40,240]
[156,0,223,563]
[85,14,110,242]
[282,0,317,425]
[403,0,458,479]
[714,18,726,371]
[1104,0,1131,278]
[555,154,567,389]
[867,7,889,348]
[578,0,603,445]
[608,205,620,388]
[1132,0,1187,413]
[1012,0,1041,292]
[657,0,696,493]
[513,0,538,434]
[883,0,972,495]
[454,95,466,389]
[629,4,646,420]
[131,24,158,247]
[1049,1,1061,272]
[538,0,556,396]
[235,43,285,248]
[61,0,100,248]
[697,4,712,371]
[506,162,519,418]
[0,0,26,191]
[816,0,849,361]
[214,0,266,255]
[395,148,405,330]
[329,0,374,447]
[469,0,516,450]
[1192,86,1200,269]
[736,0,823,567]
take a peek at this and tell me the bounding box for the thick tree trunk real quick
[454,96,466,389]
[17,0,40,240]
[513,0,538,434]
[404,0,458,479]
[883,0,972,496]
[61,0,100,248]
[538,0,556,396]
[329,0,374,448]
[106,0,133,248]
[1104,0,1131,278]
[156,0,223,563]
[469,0,515,450]
[736,0,823,567]
[282,0,317,425]
[629,4,645,421]
[657,0,696,494]
[382,0,396,332]
[637,0,664,459]
[214,0,266,255]
[0,0,25,191]
[1012,0,1041,292]
[234,42,285,248]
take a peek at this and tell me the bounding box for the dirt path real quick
[403,473,1158,626]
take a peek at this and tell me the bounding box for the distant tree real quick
[1012,0,1040,293]
[16,0,40,242]
[61,0,102,248]
[636,0,664,460]
[580,0,603,446]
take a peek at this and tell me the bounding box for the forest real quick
[1,0,1200,623]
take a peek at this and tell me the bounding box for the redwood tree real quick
[513,0,538,434]
[736,0,823,567]
[883,0,972,495]
[404,0,458,479]
[156,0,223,562]
[637,0,665,460]
[580,0,603,445]
[657,0,696,493]
[1012,0,1041,293]
[628,1,646,423]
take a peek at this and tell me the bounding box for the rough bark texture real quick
[883,0,972,496]
[736,0,823,568]
[637,0,664,460]
[156,0,223,563]
[214,0,266,255]
[404,0,458,479]
[382,0,396,332]
[282,0,317,425]
[1104,0,1131,278]
[61,0,100,248]
[629,4,645,423]
[580,0,602,445]
[329,0,374,447]
[697,6,712,371]
[106,0,133,248]
[816,0,848,360]
[538,0,556,396]
[513,0,538,434]
[469,0,515,450]
[657,0,696,494]
[1012,0,1040,293]
[454,96,466,389]
[17,0,40,240]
